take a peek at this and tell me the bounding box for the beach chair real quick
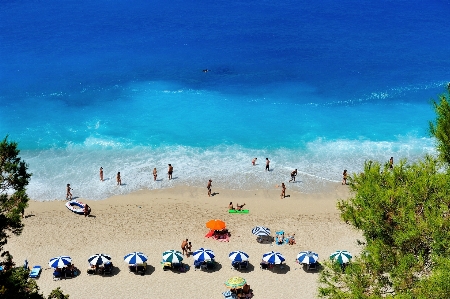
[231,261,240,270]
[103,263,113,275]
[307,262,317,271]
[206,260,215,270]
[162,261,172,271]
[240,261,249,270]
[29,265,41,278]
[87,268,96,275]
[193,260,203,270]
[53,270,63,280]
[260,262,270,270]
[136,263,147,275]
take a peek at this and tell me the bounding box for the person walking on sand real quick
[252,158,257,166]
[99,167,104,181]
[84,204,90,217]
[389,157,394,169]
[289,169,297,182]
[280,183,286,199]
[116,172,122,185]
[207,179,212,197]
[168,164,173,180]
[153,168,157,181]
[342,169,348,185]
[181,238,188,256]
[66,184,72,200]
[265,158,270,171]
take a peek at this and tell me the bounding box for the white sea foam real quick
[22,137,436,201]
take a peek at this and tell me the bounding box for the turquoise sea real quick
[0,0,448,200]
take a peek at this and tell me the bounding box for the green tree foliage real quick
[429,91,450,164]
[319,156,450,298]
[0,136,32,255]
[0,136,69,298]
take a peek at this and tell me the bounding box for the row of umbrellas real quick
[49,250,352,268]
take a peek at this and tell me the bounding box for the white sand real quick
[6,183,362,299]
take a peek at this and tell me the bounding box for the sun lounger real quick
[205,230,214,238]
[193,260,203,270]
[53,270,63,280]
[29,265,41,278]
[162,261,172,271]
[231,261,240,270]
[240,261,249,269]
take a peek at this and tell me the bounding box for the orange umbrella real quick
[206,219,226,230]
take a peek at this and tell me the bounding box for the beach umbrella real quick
[297,251,319,264]
[193,248,215,262]
[262,251,285,264]
[229,250,249,262]
[225,276,247,289]
[162,250,183,263]
[49,256,72,268]
[88,253,111,266]
[330,250,352,264]
[251,226,271,236]
[206,219,226,231]
[123,252,148,265]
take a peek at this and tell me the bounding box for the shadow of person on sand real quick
[211,192,219,196]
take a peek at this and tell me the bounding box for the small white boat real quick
[65,200,90,215]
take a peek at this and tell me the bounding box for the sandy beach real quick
[6,183,362,299]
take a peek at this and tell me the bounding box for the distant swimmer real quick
[252,158,257,166]
[202,69,210,73]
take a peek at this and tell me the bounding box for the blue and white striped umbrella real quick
[330,250,352,264]
[88,253,111,266]
[229,250,249,262]
[49,256,72,268]
[123,252,148,265]
[297,251,319,264]
[193,248,215,262]
[252,226,271,236]
[262,251,285,264]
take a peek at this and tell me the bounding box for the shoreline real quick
[7,184,362,299]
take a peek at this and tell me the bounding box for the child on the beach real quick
[66,184,72,200]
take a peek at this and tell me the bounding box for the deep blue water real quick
[0,0,449,200]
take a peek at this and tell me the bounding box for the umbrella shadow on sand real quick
[205,261,222,273]
[234,262,255,273]
[270,264,291,274]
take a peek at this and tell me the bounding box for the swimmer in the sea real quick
[202,69,210,73]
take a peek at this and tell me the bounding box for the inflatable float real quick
[66,200,90,215]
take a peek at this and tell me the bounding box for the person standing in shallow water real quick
[116,172,121,185]
[153,168,157,181]
[99,167,104,181]
[252,158,257,165]
[66,184,72,200]
[265,158,270,171]
[168,164,173,180]
[342,170,348,185]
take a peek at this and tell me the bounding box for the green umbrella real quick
[162,250,183,263]
[225,277,247,289]
[329,250,352,264]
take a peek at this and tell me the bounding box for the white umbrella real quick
[49,256,72,268]
[193,248,215,262]
[262,251,285,264]
[297,251,319,264]
[229,250,249,262]
[251,226,271,236]
[124,252,148,265]
[88,253,111,266]
[330,250,352,264]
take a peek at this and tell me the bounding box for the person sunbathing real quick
[277,233,285,244]
[236,203,246,211]
[288,234,296,245]
[229,202,235,210]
